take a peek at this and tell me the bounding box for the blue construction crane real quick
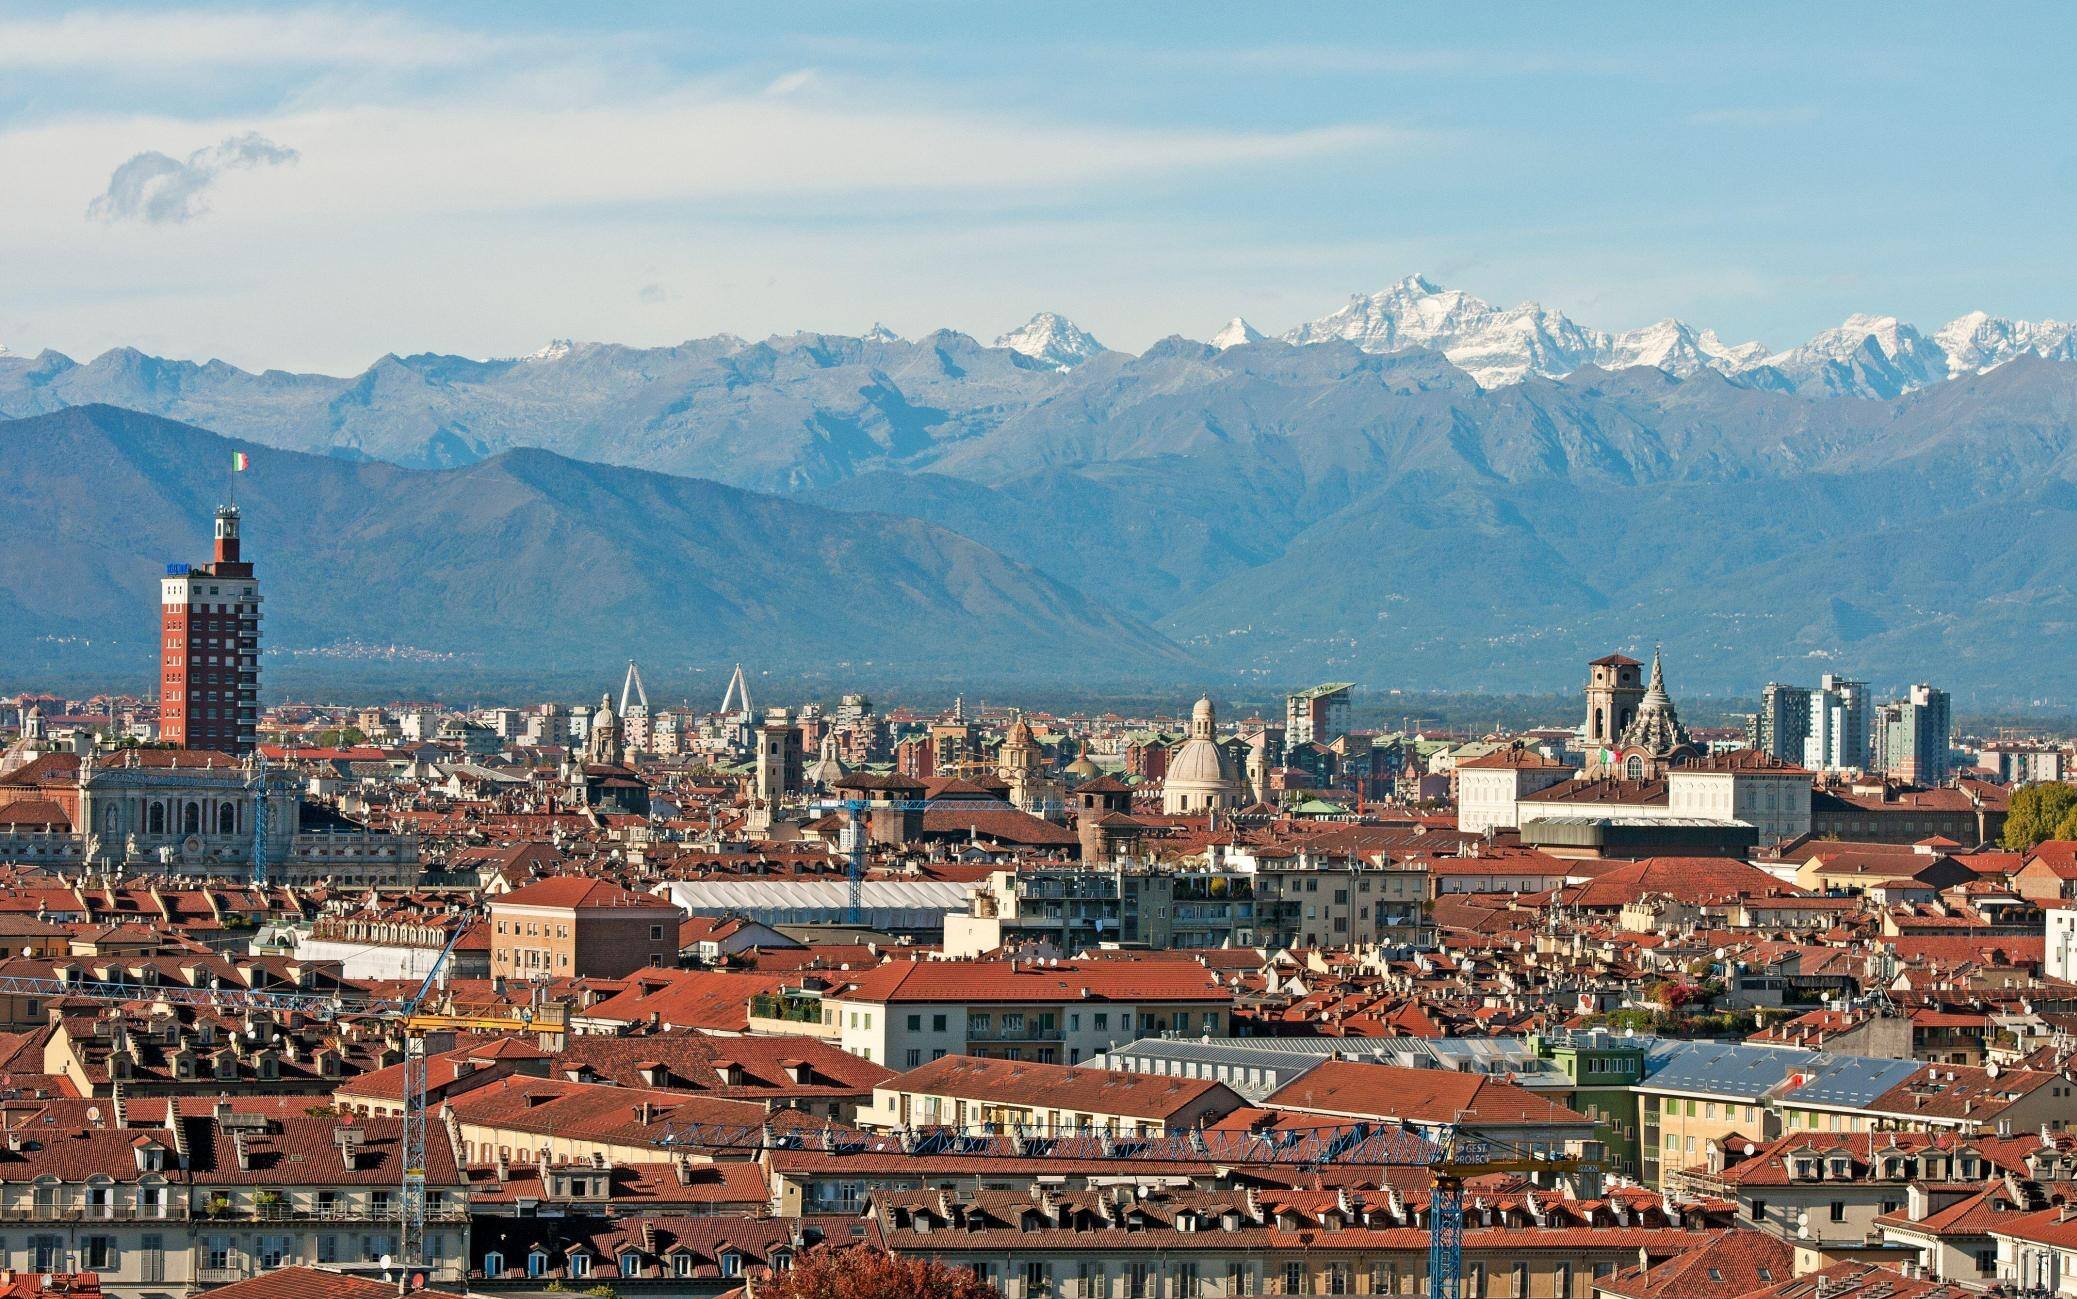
[815,796,938,926]
[246,753,278,889]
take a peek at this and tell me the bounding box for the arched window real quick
[218,803,236,835]
[1592,707,1604,737]
[483,1252,505,1277]
[148,803,166,835]
[1624,755,1645,781]
[182,802,200,835]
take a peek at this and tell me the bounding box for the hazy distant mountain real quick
[15,286,2077,694]
[0,405,1188,685]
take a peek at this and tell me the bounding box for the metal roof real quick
[1096,1035,1573,1100]
[1640,1040,1816,1100]
[1780,1053,1924,1109]
[660,878,970,928]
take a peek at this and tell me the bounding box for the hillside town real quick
[3,510,2077,1299]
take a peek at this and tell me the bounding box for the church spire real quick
[1641,644,1670,708]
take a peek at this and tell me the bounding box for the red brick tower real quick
[159,505,261,754]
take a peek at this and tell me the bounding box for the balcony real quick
[23,1200,186,1221]
[966,1023,1062,1043]
[245,1201,467,1223]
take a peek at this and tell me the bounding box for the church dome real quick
[1164,694,1246,814]
[1167,736,1237,788]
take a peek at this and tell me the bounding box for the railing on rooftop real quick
[749,994,825,1025]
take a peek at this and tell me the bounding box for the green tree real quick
[2003,782,2077,850]
[758,1247,1001,1299]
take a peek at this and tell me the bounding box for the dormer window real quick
[719,1251,743,1279]
[673,1255,695,1278]
[483,1252,505,1277]
[526,1253,548,1278]
[619,1252,642,1278]
[568,1254,591,1280]
[771,1249,793,1273]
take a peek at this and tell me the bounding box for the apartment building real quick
[864,1054,1245,1135]
[821,958,1234,1068]
[488,877,683,979]
[0,1108,466,1298]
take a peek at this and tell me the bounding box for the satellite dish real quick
[85,1106,101,1125]
[1743,1142,1756,1157]
[379,1256,394,1273]
[1987,1063,2002,1078]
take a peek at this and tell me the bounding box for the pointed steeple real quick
[1641,644,1671,709]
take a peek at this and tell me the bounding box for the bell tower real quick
[1582,653,1645,750]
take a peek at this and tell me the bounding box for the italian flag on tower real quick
[232,451,250,471]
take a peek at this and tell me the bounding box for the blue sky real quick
[4,3,2075,372]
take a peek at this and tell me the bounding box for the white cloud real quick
[764,69,817,97]
[88,131,299,224]
[12,98,1396,236]
[0,8,523,70]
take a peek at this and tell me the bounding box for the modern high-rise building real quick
[159,505,261,755]
[1754,683,1812,762]
[1879,684,1952,785]
[1802,673,1869,772]
[1286,682,1353,747]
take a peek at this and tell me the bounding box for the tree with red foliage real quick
[754,1246,1001,1299]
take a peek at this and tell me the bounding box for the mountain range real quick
[0,405,1185,687]
[8,278,2077,696]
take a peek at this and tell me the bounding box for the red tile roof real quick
[1259,1060,1590,1128]
[834,959,1230,1006]
[495,877,680,911]
[882,1054,1241,1121]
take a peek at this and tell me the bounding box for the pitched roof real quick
[495,877,679,911]
[882,1054,1241,1121]
[1260,1060,1590,1127]
[835,959,1230,1006]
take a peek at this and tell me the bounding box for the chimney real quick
[333,1124,366,1171]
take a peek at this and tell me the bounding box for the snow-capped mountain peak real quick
[1276,275,2077,397]
[523,339,577,363]
[996,312,1104,370]
[862,322,902,344]
[1932,310,2077,377]
[1211,317,1267,349]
